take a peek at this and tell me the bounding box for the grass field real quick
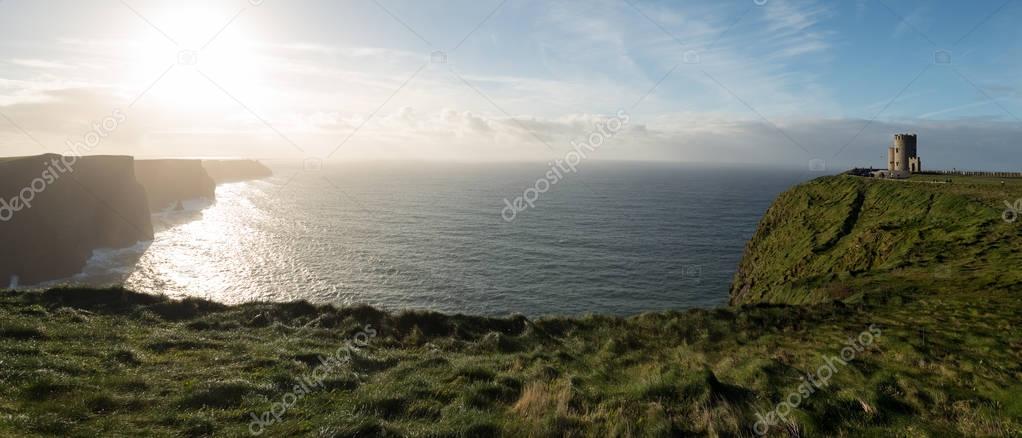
[909,173,1022,186]
[0,284,1019,437]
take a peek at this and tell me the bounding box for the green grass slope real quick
[730,175,1022,305]
[0,285,1019,437]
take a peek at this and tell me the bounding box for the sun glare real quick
[125,5,272,113]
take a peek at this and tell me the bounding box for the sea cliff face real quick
[0,156,274,284]
[134,160,217,211]
[133,159,274,210]
[0,154,153,285]
[202,159,273,183]
[729,175,1022,306]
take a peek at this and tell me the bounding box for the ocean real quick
[55,162,812,316]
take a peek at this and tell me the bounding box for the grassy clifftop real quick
[730,175,1022,305]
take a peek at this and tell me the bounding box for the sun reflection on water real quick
[125,182,279,304]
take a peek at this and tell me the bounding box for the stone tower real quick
[888,134,921,173]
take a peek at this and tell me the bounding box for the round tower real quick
[893,134,910,171]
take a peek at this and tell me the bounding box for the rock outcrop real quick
[134,160,217,211]
[202,160,273,184]
[0,154,153,285]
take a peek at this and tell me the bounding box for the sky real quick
[0,0,1019,170]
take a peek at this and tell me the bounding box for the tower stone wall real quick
[909,156,921,173]
[888,134,920,173]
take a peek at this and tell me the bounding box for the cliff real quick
[202,159,273,183]
[0,157,272,284]
[730,175,1022,305]
[134,160,217,211]
[0,154,153,285]
[134,159,273,210]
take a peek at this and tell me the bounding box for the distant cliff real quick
[0,155,153,285]
[202,160,273,184]
[0,156,273,285]
[134,160,217,211]
[133,159,273,210]
[729,175,1022,305]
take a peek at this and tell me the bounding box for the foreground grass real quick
[0,284,1019,437]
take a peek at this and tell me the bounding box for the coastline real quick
[1,174,1020,435]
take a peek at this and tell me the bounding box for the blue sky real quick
[0,0,1019,170]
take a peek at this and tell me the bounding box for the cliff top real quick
[0,154,136,164]
[730,174,1022,305]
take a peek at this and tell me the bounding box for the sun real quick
[124,4,273,113]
